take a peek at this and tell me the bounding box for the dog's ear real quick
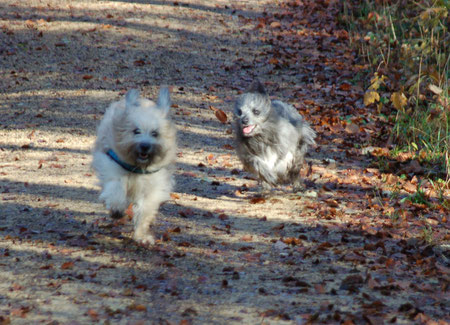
[125,89,140,110]
[156,86,171,115]
[248,80,267,95]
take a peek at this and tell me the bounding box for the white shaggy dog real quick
[92,87,176,245]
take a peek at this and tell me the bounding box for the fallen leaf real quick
[403,181,417,193]
[269,58,279,65]
[10,307,30,318]
[170,193,180,200]
[391,91,407,111]
[128,304,147,312]
[428,84,442,95]
[87,309,99,320]
[249,197,266,204]
[282,237,302,246]
[270,21,281,28]
[345,123,360,134]
[61,261,74,270]
[215,109,228,124]
[218,213,228,220]
[364,91,380,106]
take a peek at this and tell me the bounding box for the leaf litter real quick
[0,0,448,324]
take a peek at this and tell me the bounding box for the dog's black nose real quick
[241,116,249,125]
[139,142,152,153]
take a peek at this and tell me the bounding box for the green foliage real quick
[342,0,449,183]
[401,183,431,206]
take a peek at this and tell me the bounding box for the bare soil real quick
[0,1,448,324]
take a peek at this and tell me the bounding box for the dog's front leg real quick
[132,199,159,245]
[99,178,128,218]
[252,158,277,193]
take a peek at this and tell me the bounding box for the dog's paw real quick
[133,231,155,246]
[293,181,305,193]
[99,185,127,212]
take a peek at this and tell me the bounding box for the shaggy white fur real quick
[92,87,176,245]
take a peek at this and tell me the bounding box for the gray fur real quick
[234,81,316,192]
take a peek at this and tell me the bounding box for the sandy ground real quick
[0,1,448,324]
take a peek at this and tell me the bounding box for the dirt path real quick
[1,1,448,324]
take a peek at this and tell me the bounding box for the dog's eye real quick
[253,109,260,115]
[236,108,242,116]
[133,128,141,135]
[151,130,159,137]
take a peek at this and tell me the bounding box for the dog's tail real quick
[157,87,171,113]
[301,122,316,146]
[298,122,316,160]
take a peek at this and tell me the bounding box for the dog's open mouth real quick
[242,124,256,135]
[137,153,149,161]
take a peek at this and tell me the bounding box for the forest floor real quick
[0,0,448,324]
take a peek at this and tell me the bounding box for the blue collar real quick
[106,149,159,174]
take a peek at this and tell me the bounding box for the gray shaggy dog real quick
[234,81,316,192]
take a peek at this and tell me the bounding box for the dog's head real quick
[113,87,176,167]
[234,81,271,137]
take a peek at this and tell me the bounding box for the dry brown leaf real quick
[345,123,360,134]
[403,181,417,193]
[250,197,266,204]
[428,84,443,95]
[87,309,99,320]
[215,109,228,124]
[61,261,74,270]
[270,21,281,28]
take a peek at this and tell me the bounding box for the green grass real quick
[340,0,449,184]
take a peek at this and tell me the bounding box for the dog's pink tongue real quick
[243,125,255,134]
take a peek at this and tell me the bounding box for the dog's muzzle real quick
[136,142,162,164]
[138,142,152,160]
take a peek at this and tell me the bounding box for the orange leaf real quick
[270,21,281,28]
[250,197,266,204]
[282,237,302,246]
[87,309,99,320]
[339,83,351,91]
[170,193,180,200]
[385,258,395,268]
[61,261,74,270]
[269,58,279,65]
[325,199,339,207]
